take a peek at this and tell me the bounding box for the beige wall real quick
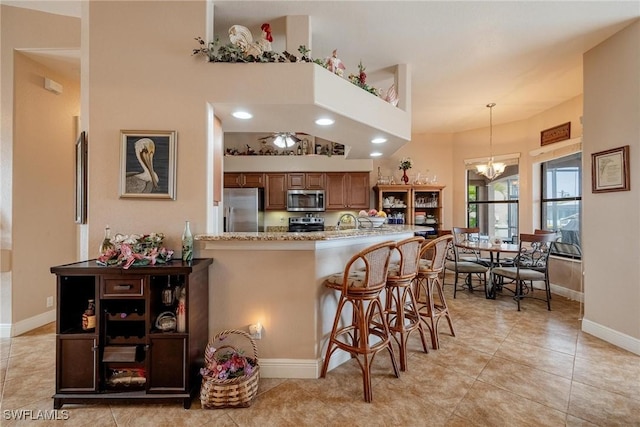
[583,20,640,345]
[549,258,583,294]
[0,6,80,330]
[451,96,584,233]
[373,133,454,229]
[85,1,211,255]
[12,53,80,323]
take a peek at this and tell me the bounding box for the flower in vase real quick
[399,157,413,171]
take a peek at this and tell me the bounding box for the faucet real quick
[337,213,358,230]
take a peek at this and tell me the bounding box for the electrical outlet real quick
[249,323,262,340]
[46,296,54,308]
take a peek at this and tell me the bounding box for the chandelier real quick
[272,132,299,148]
[476,103,506,180]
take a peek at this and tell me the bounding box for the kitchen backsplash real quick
[264,211,362,229]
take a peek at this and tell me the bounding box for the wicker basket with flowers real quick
[199,329,260,409]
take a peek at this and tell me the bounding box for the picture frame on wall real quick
[119,130,177,199]
[541,122,571,146]
[75,131,88,224]
[591,145,630,193]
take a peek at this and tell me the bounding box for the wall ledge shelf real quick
[224,155,373,173]
[198,62,412,159]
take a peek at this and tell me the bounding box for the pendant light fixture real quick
[476,103,506,180]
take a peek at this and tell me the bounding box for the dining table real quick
[454,240,520,299]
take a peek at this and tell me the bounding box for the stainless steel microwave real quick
[286,190,325,212]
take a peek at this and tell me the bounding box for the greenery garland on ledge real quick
[192,37,381,96]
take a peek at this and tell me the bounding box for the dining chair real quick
[415,234,455,349]
[450,227,484,263]
[447,227,489,298]
[492,233,556,311]
[321,241,399,402]
[385,236,429,371]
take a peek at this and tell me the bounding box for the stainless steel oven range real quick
[288,217,325,232]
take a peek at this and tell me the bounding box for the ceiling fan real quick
[258,132,305,148]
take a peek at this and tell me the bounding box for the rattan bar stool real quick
[320,240,399,402]
[414,235,455,350]
[385,236,429,371]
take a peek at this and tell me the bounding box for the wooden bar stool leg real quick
[434,274,455,338]
[321,296,348,378]
[386,280,428,371]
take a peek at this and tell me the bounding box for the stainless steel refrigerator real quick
[223,188,264,232]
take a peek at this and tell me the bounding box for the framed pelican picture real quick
[119,130,177,199]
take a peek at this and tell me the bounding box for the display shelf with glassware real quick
[50,259,212,409]
[374,184,444,233]
[374,185,411,224]
[411,185,445,237]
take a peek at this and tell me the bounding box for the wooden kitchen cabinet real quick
[265,173,287,210]
[224,173,265,188]
[50,259,212,409]
[325,172,370,210]
[287,173,324,190]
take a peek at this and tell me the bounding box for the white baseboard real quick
[0,323,11,338]
[582,318,640,356]
[259,358,320,379]
[259,350,352,379]
[0,310,55,338]
[549,282,583,302]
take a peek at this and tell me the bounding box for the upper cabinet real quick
[224,173,265,188]
[326,172,370,210]
[224,171,371,212]
[287,173,324,190]
[265,173,287,210]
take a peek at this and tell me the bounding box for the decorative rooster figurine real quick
[229,23,273,58]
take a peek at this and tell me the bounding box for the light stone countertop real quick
[195,225,435,241]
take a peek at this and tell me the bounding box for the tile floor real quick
[1,277,639,426]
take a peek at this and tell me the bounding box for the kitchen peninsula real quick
[196,225,433,379]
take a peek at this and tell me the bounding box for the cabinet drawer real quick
[101,278,144,298]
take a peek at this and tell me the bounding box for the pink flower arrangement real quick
[200,348,256,380]
[97,232,174,269]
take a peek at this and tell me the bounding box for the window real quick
[541,152,581,257]
[467,165,519,242]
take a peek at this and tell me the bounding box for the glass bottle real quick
[82,299,96,331]
[176,287,186,333]
[162,278,174,306]
[99,225,114,255]
[182,221,193,264]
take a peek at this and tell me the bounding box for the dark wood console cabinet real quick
[50,258,212,409]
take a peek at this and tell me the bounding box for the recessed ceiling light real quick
[371,137,387,144]
[232,111,253,119]
[370,152,383,157]
[315,118,334,126]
